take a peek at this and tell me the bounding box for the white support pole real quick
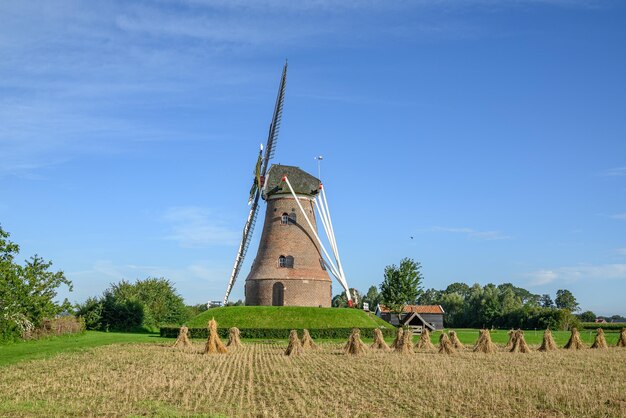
[315,196,352,304]
[282,177,351,301]
[315,195,336,260]
[316,193,336,254]
[315,194,349,293]
[315,196,346,289]
[320,185,349,293]
[282,177,342,282]
[281,178,340,276]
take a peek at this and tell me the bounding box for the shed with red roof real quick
[374,304,445,331]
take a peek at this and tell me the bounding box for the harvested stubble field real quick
[1,341,625,417]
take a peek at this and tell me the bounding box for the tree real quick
[555,289,579,312]
[109,278,187,328]
[332,288,362,308]
[76,277,188,331]
[417,288,442,305]
[578,310,596,322]
[497,283,539,306]
[439,292,464,327]
[445,282,470,298]
[540,294,554,308]
[479,284,501,327]
[0,226,72,340]
[379,258,423,314]
[362,286,381,309]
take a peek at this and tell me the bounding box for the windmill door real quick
[272,282,284,306]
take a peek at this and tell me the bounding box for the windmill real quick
[222,63,352,307]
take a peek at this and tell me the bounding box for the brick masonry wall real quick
[245,195,332,307]
[245,278,332,307]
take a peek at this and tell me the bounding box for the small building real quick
[595,318,608,324]
[375,304,445,332]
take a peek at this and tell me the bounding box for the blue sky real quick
[1,0,625,315]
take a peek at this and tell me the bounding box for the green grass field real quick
[0,331,169,367]
[432,328,620,346]
[2,327,619,369]
[186,306,392,329]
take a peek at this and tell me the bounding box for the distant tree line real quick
[416,283,583,330]
[331,257,621,331]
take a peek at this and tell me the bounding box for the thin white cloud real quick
[0,0,611,177]
[615,248,626,256]
[431,226,510,240]
[611,213,626,220]
[162,206,238,247]
[527,263,626,286]
[528,269,559,285]
[599,167,626,177]
[115,13,278,44]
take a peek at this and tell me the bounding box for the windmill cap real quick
[263,164,321,199]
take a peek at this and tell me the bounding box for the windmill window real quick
[288,212,297,224]
[279,255,294,268]
[281,213,289,225]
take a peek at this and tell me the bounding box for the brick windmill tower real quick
[222,63,352,307]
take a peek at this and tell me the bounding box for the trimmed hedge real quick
[581,322,626,331]
[160,326,394,340]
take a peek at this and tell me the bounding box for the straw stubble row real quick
[174,323,626,357]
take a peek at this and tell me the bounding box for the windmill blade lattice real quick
[222,62,288,304]
[223,192,260,304]
[261,61,287,175]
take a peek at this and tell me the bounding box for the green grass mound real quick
[161,306,393,339]
[187,306,391,329]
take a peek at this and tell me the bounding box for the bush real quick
[75,278,189,332]
[495,307,580,331]
[578,310,596,322]
[108,278,188,328]
[24,316,85,340]
[75,297,103,330]
[159,326,395,340]
[185,303,208,320]
[99,292,145,332]
[581,322,626,331]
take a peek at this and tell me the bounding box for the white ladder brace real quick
[282,176,352,302]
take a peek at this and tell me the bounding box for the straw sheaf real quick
[370,328,390,351]
[438,332,456,355]
[564,327,585,350]
[473,329,497,354]
[344,328,368,356]
[538,329,557,352]
[285,330,304,356]
[204,318,228,354]
[415,328,436,351]
[172,325,192,349]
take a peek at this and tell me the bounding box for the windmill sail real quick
[222,62,288,304]
[223,191,260,304]
[248,146,263,205]
[261,61,287,175]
